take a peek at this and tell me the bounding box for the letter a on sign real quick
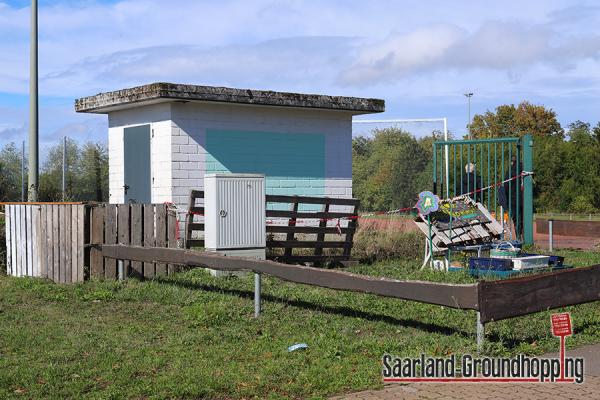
[551,313,572,337]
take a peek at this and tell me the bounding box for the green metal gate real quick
[432,134,533,245]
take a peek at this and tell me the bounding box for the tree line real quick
[1,101,598,214]
[353,101,600,213]
[0,139,108,202]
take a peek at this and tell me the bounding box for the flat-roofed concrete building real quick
[75,82,384,219]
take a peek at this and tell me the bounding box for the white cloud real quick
[339,20,600,86]
[1,0,600,142]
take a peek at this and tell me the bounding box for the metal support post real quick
[549,219,553,252]
[477,311,485,353]
[254,273,261,317]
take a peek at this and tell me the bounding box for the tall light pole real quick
[464,92,473,139]
[28,0,39,201]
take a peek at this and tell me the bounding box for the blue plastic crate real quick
[468,257,513,271]
[449,265,573,279]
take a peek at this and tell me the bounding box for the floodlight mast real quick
[28,0,39,201]
[353,118,450,198]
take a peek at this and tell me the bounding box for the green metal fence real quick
[432,134,533,244]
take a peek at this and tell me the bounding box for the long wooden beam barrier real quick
[101,244,479,310]
[478,264,600,323]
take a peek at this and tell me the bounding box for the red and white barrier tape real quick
[182,171,533,227]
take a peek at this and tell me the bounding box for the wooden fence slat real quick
[5,205,12,275]
[90,206,104,278]
[14,205,19,276]
[130,204,143,277]
[34,206,42,277]
[102,244,480,310]
[26,205,33,276]
[266,194,359,206]
[65,205,72,283]
[268,240,347,248]
[155,205,167,276]
[20,205,26,277]
[143,204,156,278]
[117,204,131,277]
[185,190,205,249]
[71,205,78,283]
[47,205,55,282]
[30,206,37,276]
[12,205,18,276]
[284,200,299,258]
[105,205,117,279]
[343,202,359,258]
[77,205,85,282]
[314,201,330,257]
[266,210,355,219]
[478,264,600,323]
[53,205,60,283]
[266,225,354,235]
[38,206,47,278]
[167,207,178,275]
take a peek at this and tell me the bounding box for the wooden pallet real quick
[183,190,360,265]
[414,197,503,253]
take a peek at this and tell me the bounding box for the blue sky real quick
[1,0,600,150]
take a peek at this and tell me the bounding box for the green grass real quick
[1,250,600,399]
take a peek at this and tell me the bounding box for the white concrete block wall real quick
[169,102,354,216]
[108,102,355,232]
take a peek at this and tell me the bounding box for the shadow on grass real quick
[155,276,473,339]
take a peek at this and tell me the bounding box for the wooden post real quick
[90,205,105,279]
[104,205,117,279]
[167,206,178,275]
[130,204,143,277]
[314,199,330,258]
[117,204,130,278]
[155,204,167,276]
[5,205,12,276]
[284,200,299,259]
[142,204,156,278]
[343,202,359,260]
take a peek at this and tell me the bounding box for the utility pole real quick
[28,0,39,201]
[464,92,473,139]
[62,136,67,201]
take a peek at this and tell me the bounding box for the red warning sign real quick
[551,313,572,337]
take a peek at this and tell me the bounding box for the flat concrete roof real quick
[74,82,385,114]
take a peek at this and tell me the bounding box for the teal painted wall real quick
[206,130,326,208]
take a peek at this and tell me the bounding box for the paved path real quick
[331,344,600,399]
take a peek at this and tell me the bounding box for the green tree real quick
[469,101,563,138]
[38,139,109,202]
[353,128,430,211]
[0,142,25,201]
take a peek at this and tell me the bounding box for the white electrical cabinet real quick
[204,173,266,251]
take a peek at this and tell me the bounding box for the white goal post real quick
[352,118,450,198]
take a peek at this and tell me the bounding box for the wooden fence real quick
[102,244,600,326]
[3,202,178,283]
[4,203,86,283]
[184,190,205,249]
[184,191,360,265]
[89,203,178,280]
